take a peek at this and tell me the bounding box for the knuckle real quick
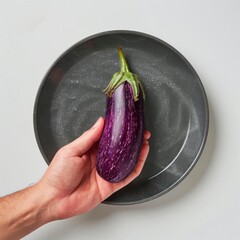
[56,146,68,157]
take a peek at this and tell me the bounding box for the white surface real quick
[0,0,240,239]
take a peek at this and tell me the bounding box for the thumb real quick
[61,117,104,157]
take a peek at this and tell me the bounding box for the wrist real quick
[32,182,56,224]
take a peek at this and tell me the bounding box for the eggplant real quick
[96,48,145,183]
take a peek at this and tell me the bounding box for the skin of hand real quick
[38,117,150,220]
[0,117,150,240]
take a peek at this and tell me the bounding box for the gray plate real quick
[34,30,209,205]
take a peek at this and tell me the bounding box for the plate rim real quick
[33,30,209,204]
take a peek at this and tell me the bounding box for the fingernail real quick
[147,131,151,139]
[92,118,101,129]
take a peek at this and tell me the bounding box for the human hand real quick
[37,117,150,221]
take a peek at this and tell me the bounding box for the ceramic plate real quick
[34,30,209,205]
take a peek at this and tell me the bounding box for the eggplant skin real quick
[96,82,144,183]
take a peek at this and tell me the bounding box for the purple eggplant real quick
[96,48,145,183]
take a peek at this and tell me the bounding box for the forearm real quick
[0,184,51,240]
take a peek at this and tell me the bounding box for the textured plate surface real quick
[34,30,209,205]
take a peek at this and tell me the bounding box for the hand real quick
[37,117,150,221]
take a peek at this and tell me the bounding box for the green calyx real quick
[103,48,145,101]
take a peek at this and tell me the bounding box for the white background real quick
[0,0,239,239]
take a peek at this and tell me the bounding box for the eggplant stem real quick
[118,47,130,73]
[103,48,145,101]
